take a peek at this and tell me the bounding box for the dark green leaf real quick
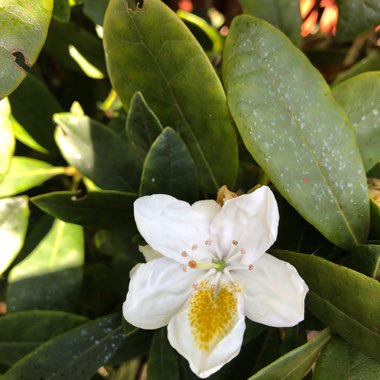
[332,72,380,171]
[239,0,301,46]
[0,311,87,366]
[313,336,380,380]
[370,198,380,239]
[0,0,53,98]
[223,15,369,250]
[103,0,238,193]
[140,127,198,202]
[31,190,137,228]
[147,328,181,380]
[54,113,141,191]
[7,219,84,312]
[335,0,380,42]
[0,157,66,198]
[0,99,15,184]
[53,0,70,22]
[3,314,125,380]
[126,91,163,153]
[83,0,109,25]
[273,250,380,362]
[0,196,29,275]
[9,74,62,153]
[248,329,331,379]
[340,244,380,278]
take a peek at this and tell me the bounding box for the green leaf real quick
[248,329,331,380]
[0,0,53,98]
[147,328,181,380]
[0,99,15,184]
[31,190,137,228]
[370,198,380,239]
[0,157,66,198]
[273,250,380,362]
[9,74,62,153]
[0,197,29,275]
[103,0,238,193]
[83,0,109,25]
[333,51,380,85]
[223,15,369,250]
[313,336,380,379]
[239,0,301,46]
[0,311,87,366]
[7,219,84,312]
[3,314,125,380]
[54,113,140,191]
[340,244,380,279]
[140,127,198,202]
[332,72,380,171]
[335,0,380,43]
[53,0,70,22]
[126,92,163,153]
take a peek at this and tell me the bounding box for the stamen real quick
[205,239,212,246]
[181,250,188,257]
[240,247,246,254]
[232,240,238,245]
[188,260,226,271]
[182,266,187,272]
[191,244,198,251]
[248,264,254,271]
[188,260,197,269]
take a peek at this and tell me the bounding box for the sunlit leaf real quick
[0,311,87,366]
[273,250,380,362]
[53,0,70,22]
[0,196,29,275]
[0,98,15,184]
[0,157,66,198]
[223,15,369,250]
[3,314,125,380]
[31,190,137,228]
[0,0,53,98]
[332,72,380,171]
[7,219,84,312]
[248,329,331,379]
[103,0,238,193]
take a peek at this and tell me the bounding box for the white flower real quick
[123,186,308,378]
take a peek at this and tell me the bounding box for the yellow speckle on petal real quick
[188,281,240,351]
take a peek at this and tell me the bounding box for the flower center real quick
[188,280,239,351]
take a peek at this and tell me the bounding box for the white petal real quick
[192,200,221,219]
[139,245,162,261]
[210,186,279,264]
[233,253,308,327]
[167,284,245,378]
[134,194,212,264]
[123,257,200,329]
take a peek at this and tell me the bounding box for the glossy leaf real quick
[103,0,238,192]
[0,99,15,184]
[223,15,369,250]
[313,336,380,380]
[9,74,62,153]
[341,244,380,279]
[3,314,125,380]
[147,328,181,380]
[31,190,137,228]
[0,311,87,366]
[248,329,331,379]
[240,0,301,46]
[140,127,198,201]
[126,92,163,153]
[0,0,53,98]
[0,197,29,275]
[53,0,70,22]
[7,219,84,312]
[54,113,140,191]
[0,157,66,198]
[335,0,380,42]
[273,250,380,362]
[332,72,380,171]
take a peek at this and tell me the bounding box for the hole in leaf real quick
[12,50,31,72]
[126,0,144,10]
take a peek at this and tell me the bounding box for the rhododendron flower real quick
[123,186,308,378]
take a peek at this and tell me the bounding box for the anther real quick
[248,264,254,271]
[182,266,188,272]
[205,239,212,245]
[240,247,246,254]
[191,244,198,251]
[232,240,238,245]
[181,251,188,257]
[188,260,197,269]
